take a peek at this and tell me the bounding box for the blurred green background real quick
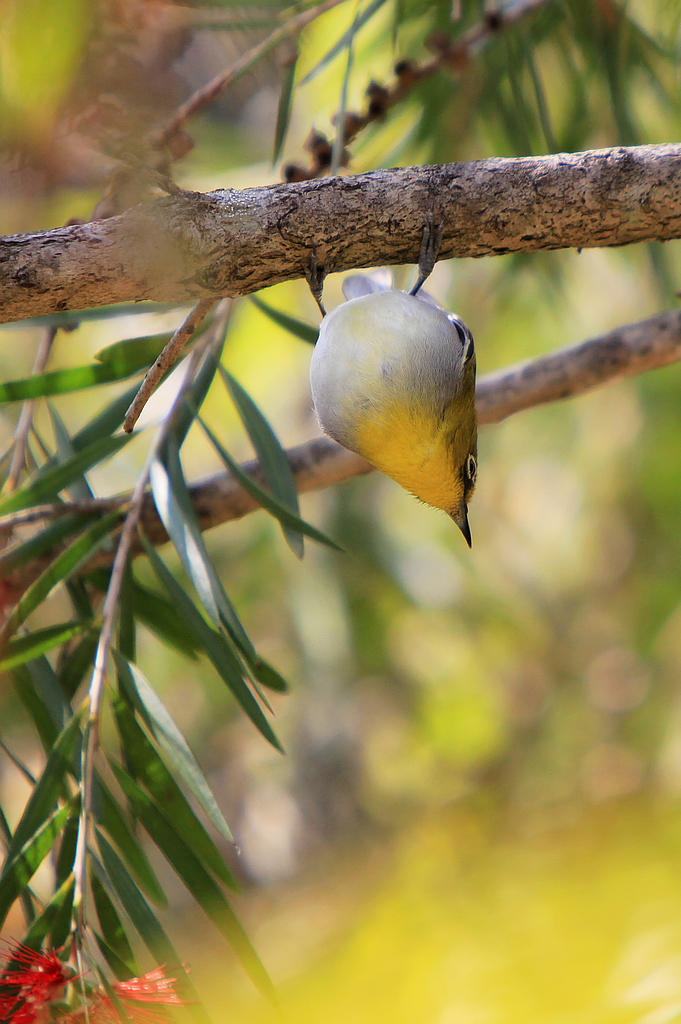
[4,1,681,1021]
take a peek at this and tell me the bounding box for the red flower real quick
[113,968,184,1007]
[0,943,72,1024]
[63,967,184,1024]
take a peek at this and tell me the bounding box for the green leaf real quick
[249,295,318,345]
[94,775,166,905]
[144,540,283,752]
[111,698,237,890]
[21,874,75,949]
[94,332,174,366]
[272,49,298,165]
[125,576,199,659]
[522,35,557,152]
[151,439,256,658]
[170,326,227,449]
[299,0,390,84]
[94,834,213,1024]
[251,657,289,693]
[0,357,152,403]
[90,871,136,972]
[3,510,120,635]
[49,403,94,501]
[220,368,304,557]
[0,435,131,516]
[26,657,69,734]
[110,766,276,1003]
[54,802,80,886]
[12,666,60,750]
[95,831,180,962]
[0,803,72,929]
[4,711,83,857]
[0,622,89,672]
[72,381,144,452]
[1,302,182,330]
[199,415,342,553]
[0,514,100,577]
[330,1,360,176]
[59,630,100,701]
[92,933,137,982]
[114,653,234,844]
[48,875,76,948]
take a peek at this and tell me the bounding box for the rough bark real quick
[2,143,681,323]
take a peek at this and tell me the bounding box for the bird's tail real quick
[341,267,445,310]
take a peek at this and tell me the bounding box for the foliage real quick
[1,0,681,1021]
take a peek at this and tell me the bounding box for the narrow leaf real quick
[4,510,120,635]
[95,831,180,962]
[220,368,303,557]
[298,0,389,84]
[2,303,182,330]
[110,766,275,1003]
[200,416,342,552]
[170,327,227,450]
[95,834,212,1024]
[4,711,82,857]
[0,804,71,929]
[72,381,144,451]
[249,295,318,345]
[126,577,199,659]
[272,50,298,165]
[144,540,283,752]
[111,699,237,889]
[91,871,136,970]
[0,514,99,577]
[49,404,94,501]
[151,441,256,658]
[94,775,166,905]
[114,653,233,843]
[0,622,88,672]
[21,874,75,949]
[0,435,131,516]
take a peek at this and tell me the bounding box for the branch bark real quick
[2,306,680,607]
[2,143,681,322]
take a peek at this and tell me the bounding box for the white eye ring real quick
[466,454,477,483]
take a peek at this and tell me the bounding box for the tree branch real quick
[2,143,681,323]
[2,307,680,610]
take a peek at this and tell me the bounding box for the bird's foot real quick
[410,215,444,296]
[306,250,328,317]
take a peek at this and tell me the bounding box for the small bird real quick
[309,256,478,546]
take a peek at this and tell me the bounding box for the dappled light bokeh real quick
[3,1,681,1021]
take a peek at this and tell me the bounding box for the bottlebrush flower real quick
[0,942,73,1024]
[64,966,184,1024]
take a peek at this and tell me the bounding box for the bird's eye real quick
[466,454,477,483]
[449,315,475,363]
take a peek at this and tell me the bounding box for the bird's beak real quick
[449,503,472,548]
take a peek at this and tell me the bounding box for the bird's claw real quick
[410,215,445,296]
[306,250,328,317]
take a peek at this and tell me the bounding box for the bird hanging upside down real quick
[309,228,478,546]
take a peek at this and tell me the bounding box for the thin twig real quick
[3,327,58,494]
[151,0,348,150]
[0,498,128,533]
[123,298,217,433]
[72,299,232,939]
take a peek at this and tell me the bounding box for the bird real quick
[309,238,478,546]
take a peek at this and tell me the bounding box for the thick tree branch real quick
[2,307,680,609]
[2,144,681,323]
